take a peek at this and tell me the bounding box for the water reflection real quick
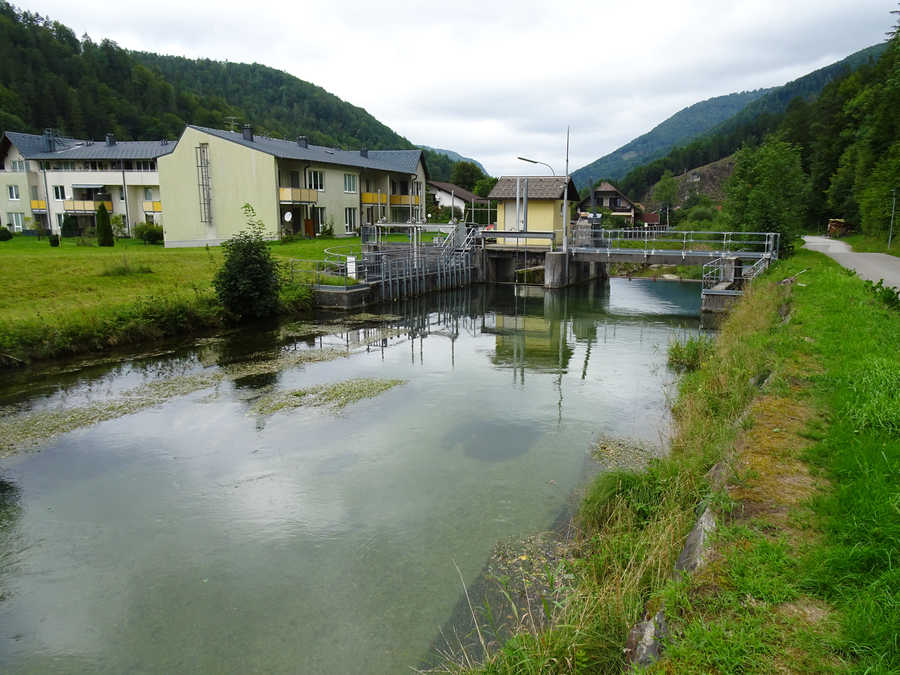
[0,279,703,674]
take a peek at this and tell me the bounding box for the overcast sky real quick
[18,0,894,176]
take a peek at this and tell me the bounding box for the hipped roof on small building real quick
[427,180,487,204]
[488,176,578,201]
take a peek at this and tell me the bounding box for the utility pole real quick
[889,188,896,249]
[562,127,570,255]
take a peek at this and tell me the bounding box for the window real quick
[30,186,38,200]
[344,207,357,232]
[53,185,65,200]
[144,188,153,201]
[56,213,64,229]
[11,159,26,172]
[307,170,324,191]
[135,160,156,172]
[391,179,409,195]
[343,174,357,193]
[290,171,301,189]
[7,185,19,200]
[119,188,125,200]
[7,212,24,231]
[313,207,326,232]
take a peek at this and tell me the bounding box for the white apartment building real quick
[1,130,174,234]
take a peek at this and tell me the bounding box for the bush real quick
[668,334,715,372]
[61,214,78,238]
[96,204,114,247]
[49,234,60,247]
[279,283,313,313]
[0,227,11,241]
[213,204,281,320]
[133,222,164,245]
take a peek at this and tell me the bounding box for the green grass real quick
[841,232,899,256]
[667,335,715,372]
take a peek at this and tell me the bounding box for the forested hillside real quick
[0,2,470,180]
[571,89,771,189]
[619,42,888,199]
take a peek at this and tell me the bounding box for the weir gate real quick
[290,223,779,312]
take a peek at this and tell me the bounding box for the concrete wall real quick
[160,126,279,247]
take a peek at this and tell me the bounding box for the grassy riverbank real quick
[842,232,899,257]
[0,235,334,365]
[458,248,898,672]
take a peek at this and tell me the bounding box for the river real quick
[0,279,701,673]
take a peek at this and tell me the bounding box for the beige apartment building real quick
[159,125,428,247]
[1,130,173,234]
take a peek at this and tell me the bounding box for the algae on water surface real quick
[252,378,406,416]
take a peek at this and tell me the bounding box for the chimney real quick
[43,128,55,152]
[242,124,254,142]
[160,138,168,146]
[105,133,116,146]
[360,148,368,158]
[296,136,308,148]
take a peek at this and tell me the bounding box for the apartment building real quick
[158,125,428,247]
[1,130,174,234]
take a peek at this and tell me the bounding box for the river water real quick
[0,279,701,673]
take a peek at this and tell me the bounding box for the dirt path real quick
[803,235,900,290]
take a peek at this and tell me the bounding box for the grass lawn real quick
[842,232,899,257]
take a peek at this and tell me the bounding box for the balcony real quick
[279,187,318,203]
[360,192,387,205]
[143,201,163,213]
[390,195,420,206]
[64,200,114,213]
[30,199,47,212]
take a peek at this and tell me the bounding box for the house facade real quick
[577,181,636,225]
[427,180,486,217]
[159,125,428,247]
[1,130,173,234]
[488,176,579,247]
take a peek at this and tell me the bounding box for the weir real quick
[291,223,778,311]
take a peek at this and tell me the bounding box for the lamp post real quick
[517,156,555,175]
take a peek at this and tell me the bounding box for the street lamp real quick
[517,156,555,175]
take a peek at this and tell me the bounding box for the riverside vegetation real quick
[452,247,898,673]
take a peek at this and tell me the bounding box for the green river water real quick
[0,279,702,673]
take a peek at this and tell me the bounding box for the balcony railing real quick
[30,199,47,211]
[360,192,388,205]
[142,200,163,213]
[279,187,318,203]
[63,200,114,213]
[390,195,420,206]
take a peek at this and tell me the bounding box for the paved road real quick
[803,236,900,290]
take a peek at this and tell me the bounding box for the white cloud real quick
[18,0,892,175]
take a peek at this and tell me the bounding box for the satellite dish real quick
[283,211,293,222]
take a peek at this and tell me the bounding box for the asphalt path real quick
[803,236,900,290]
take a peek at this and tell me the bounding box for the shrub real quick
[213,204,281,320]
[96,204,114,247]
[0,227,11,241]
[279,283,313,313]
[49,234,60,247]
[133,222,164,245]
[61,214,79,238]
[668,334,715,372]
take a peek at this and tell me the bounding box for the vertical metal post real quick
[889,188,896,249]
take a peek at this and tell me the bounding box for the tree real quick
[473,176,498,198]
[61,213,78,237]
[652,170,678,209]
[96,203,114,246]
[213,204,281,320]
[723,139,809,246]
[450,161,485,192]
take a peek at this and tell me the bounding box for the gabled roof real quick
[428,180,487,204]
[3,130,175,161]
[188,125,425,176]
[488,176,578,201]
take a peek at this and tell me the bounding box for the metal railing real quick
[571,225,780,260]
[702,255,772,293]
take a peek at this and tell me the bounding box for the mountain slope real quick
[618,41,889,200]
[571,89,771,189]
[0,2,480,181]
[418,146,486,174]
